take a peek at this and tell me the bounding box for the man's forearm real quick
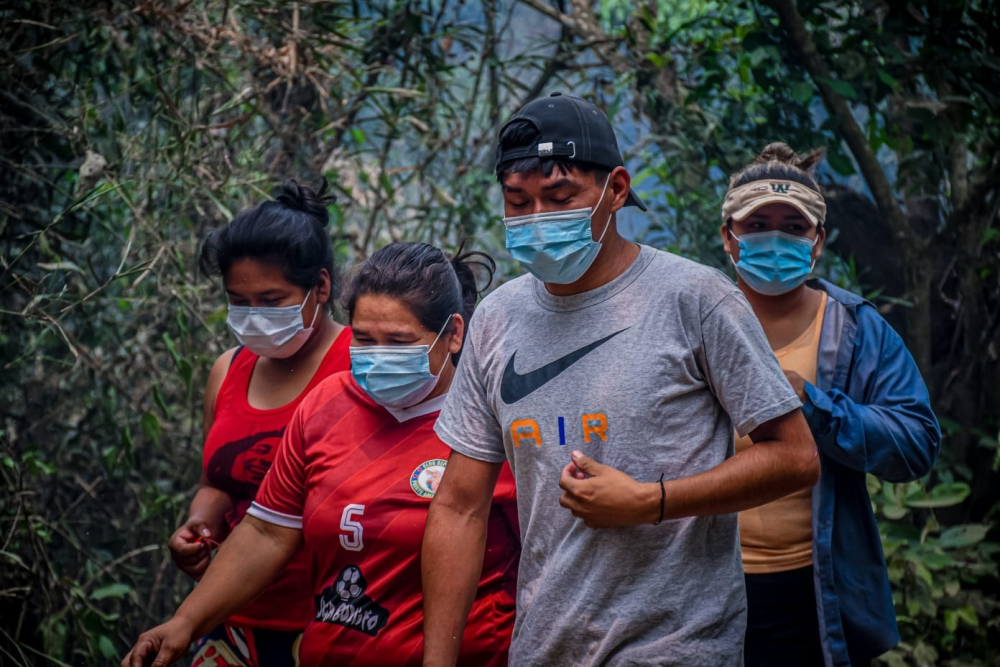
[558,412,818,528]
[421,501,489,667]
[660,433,819,520]
[174,516,300,636]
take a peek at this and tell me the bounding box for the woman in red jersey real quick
[169,180,351,667]
[125,242,519,667]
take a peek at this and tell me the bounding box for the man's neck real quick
[545,225,640,297]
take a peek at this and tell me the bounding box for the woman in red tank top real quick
[168,180,351,667]
[124,242,520,667]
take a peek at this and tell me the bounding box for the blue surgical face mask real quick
[729,230,817,296]
[227,289,318,359]
[503,176,612,284]
[350,316,454,409]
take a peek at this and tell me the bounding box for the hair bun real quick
[451,243,497,297]
[754,142,799,165]
[753,142,825,175]
[275,178,337,228]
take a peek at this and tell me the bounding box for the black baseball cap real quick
[495,92,647,211]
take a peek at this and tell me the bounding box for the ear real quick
[608,166,631,213]
[812,227,826,263]
[446,314,465,356]
[315,268,332,305]
[721,222,738,261]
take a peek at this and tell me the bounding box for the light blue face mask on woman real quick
[503,176,612,284]
[349,316,453,409]
[729,230,817,296]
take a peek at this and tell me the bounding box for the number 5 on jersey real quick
[340,504,365,552]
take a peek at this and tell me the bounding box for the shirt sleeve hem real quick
[735,396,803,438]
[246,502,303,530]
[434,422,508,464]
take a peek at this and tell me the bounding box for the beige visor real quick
[722,179,826,227]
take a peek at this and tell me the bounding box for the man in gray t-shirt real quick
[421,94,819,667]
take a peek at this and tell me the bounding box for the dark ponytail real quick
[199,179,340,303]
[450,242,497,331]
[342,242,496,363]
[729,142,825,191]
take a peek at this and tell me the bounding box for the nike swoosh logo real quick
[500,327,631,405]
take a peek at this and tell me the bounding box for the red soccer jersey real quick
[202,326,352,630]
[250,372,519,666]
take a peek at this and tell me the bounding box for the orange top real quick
[737,292,826,574]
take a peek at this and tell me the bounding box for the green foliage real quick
[873,473,1000,666]
[1,0,998,665]
[1,1,542,663]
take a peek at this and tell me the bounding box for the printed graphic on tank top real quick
[201,326,352,630]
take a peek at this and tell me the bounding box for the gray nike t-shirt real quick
[435,245,801,666]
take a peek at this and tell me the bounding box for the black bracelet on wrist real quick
[654,473,665,525]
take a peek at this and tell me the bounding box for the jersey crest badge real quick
[410,459,447,498]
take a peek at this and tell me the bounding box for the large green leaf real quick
[905,483,971,509]
[790,81,814,104]
[938,524,989,549]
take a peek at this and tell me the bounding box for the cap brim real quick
[625,188,648,212]
[731,195,819,227]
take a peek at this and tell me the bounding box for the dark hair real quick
[729,142,825,191]
[199,179,340,303]
[342,242,496,364]
[495,119,610,183]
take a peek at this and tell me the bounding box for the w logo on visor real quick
[770,183,791,193]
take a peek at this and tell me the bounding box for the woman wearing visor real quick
[125,242,519,667]
[720,143,940,666]
[169,179,351,666]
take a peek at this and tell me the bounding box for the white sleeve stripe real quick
[247,502,303,529]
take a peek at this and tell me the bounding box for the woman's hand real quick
[784,370,808,402]
[168,518,216,579]
[121,616,195,667]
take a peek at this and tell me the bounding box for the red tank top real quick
[202,326,352,630]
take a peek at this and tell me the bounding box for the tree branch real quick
[517,0,681,116]
[518,0,566,26]
[766,0,939,375]
[766,0,913,250]
[518,0,631,73]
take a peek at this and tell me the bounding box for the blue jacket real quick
[803,279,941,666]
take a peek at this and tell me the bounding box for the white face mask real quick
[226,289,319,359]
